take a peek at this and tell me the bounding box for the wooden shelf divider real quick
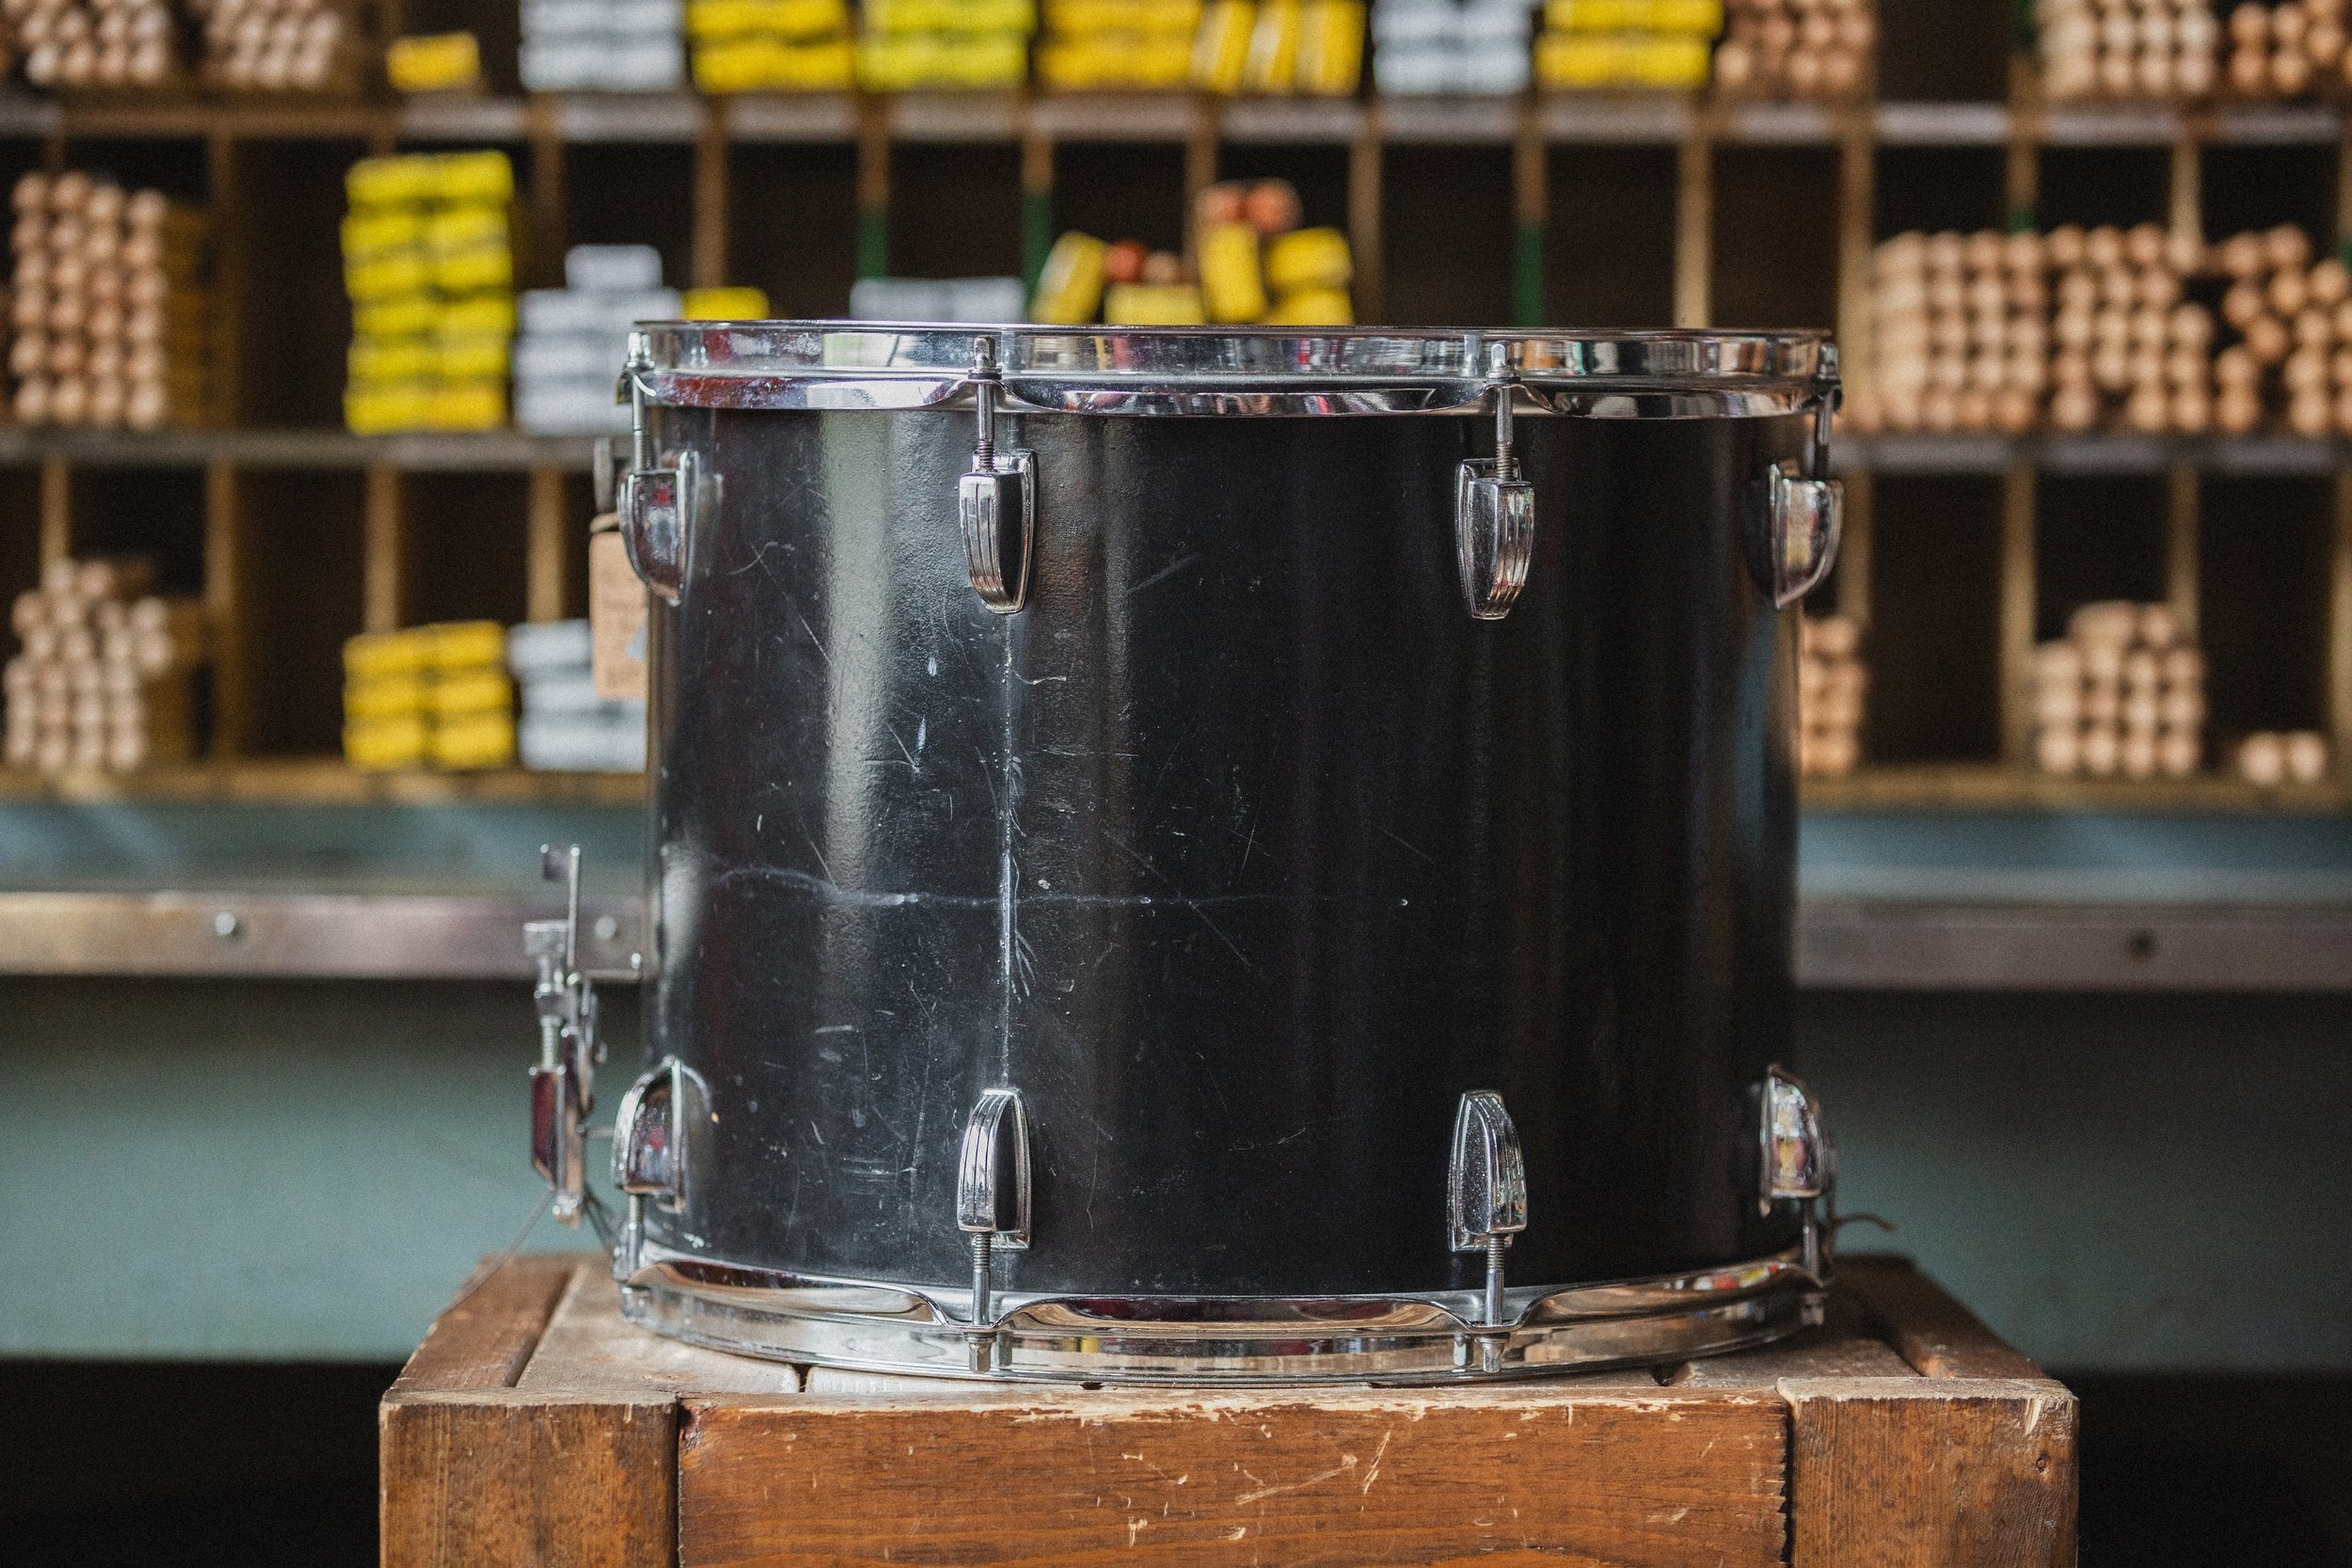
[1674,119,1711,328]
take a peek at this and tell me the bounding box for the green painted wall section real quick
[0,977,632,1361]
[4,975,2346,1368]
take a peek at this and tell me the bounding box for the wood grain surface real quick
[388,1253,574,1395]
[382,1254,2080,1568]
[1838,1256,2048,1382]
[1784,1378,2079,1568]
[679,1386,1789,1568]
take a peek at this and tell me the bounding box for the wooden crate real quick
[381,1253,2077,1568]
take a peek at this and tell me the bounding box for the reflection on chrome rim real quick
[626,322,1835,419]
[615,1244,1828,1384]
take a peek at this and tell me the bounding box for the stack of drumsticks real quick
[1850,222,2352,436]
[2233,728,2332,783]
[2037,0,2221,100]
[2206,225,2352,436]
[1710,0,1875,101]
[2032,601,2204,779]
[2221,0,2352,96]
[8,170,210,429]
[6,0,180,88]
[185,0,354,92]
[1797,612,1867,778]
[5,557,207,776]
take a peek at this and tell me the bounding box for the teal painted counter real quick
[4,974,2346,1370]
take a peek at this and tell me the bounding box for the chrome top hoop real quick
[624,322,1837,420]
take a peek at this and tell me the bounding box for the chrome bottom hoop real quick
[615,1245,1828,1385]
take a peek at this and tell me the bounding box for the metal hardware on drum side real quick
[1759,1066,1833,1279]
[957,335,1036,613]
[1454,341,1537,622]
[527,844,603,1227]
[1745,343,1845,609]
[612,1056,707,1278]
[956,1086,1032,1372]
[1448,1090,1528,1371]
[618,449,695,606]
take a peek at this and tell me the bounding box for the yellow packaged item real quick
[424,621,508,671]
[1132,36,1194,83]
[1044,0,1121,28]
[771,0,851,31]
[345,714,429,771]
[1654,0,1721,28]
[345,252,430,300]
[1295,0,1361,94]
[343,673,426,721]
[1546,0,1628,26]
[354,294,437,339]
[1030,231,1108,324]
[1537,32,1629,87]
[682,286,771,320]
[1104,282,1207,324]
[344,382,435,435]
[1243,0,1298,92]
[436,335,511,380]
[1263,226,1351,293]
[425,379,507,429]
[866,0,1034,29]
[435,294,518,338]
[776,37,857,87]
[1548,0,1721,29]
[433,151,515,206]
[1198,220,1267,323]
[428,712,516,770]
[1629,35,1709,87]
[692,38,769,91]
[424,205,507,255]
[349,337,437,383]
[1192,0,1254,91]
[344,627,433,681]
[433,245,514,293]
[341,210,423,259]
[1262,285,1352,325]
[429,668,515,718]
[387,32,484,93]
[346,155,437,209]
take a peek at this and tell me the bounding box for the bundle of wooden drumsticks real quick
[4,558,208,777]
[8,169,210,430]
[1851,221,2352,437]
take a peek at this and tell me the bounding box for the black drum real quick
[543,324,1846,1383]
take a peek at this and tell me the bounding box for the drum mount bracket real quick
[616,339,696,605]
[1454,343,1537,622]
[956,1086,1033,1372]
[959,336,1035,614]
[1746,343,1845,609]
[1448,1089,1528,1371]
[527,844,604,1227]
[1760,1065,1836,1280]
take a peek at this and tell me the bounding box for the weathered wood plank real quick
[381,1391,678,1568]
[1837,1258,2046,1381]
[1784,1377,2079,1568]
[1673,1293,1918,1386]
[679,1387,1789,1568]
[389,1253,575,1395]
[520,1262,802,1398]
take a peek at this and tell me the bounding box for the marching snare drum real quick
[529,324,1846,1382]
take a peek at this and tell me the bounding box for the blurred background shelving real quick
[1,1,2350,816]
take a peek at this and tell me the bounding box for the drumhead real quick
[626,322,1835,419]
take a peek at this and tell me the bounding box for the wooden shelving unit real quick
[2,0,2349,811]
